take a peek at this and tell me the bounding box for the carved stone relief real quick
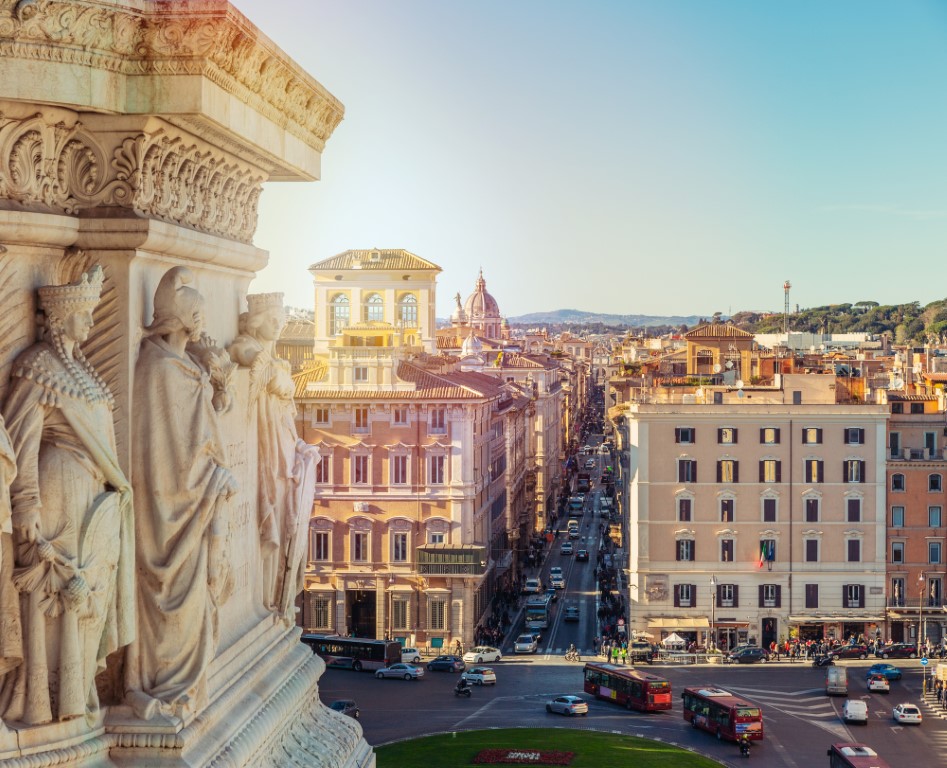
[0,109,265,242]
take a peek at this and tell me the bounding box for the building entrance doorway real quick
[346,589,377,638]
[761,617,778,650]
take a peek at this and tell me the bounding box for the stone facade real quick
[0,1,370,766]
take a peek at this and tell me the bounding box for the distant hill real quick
[506,309,705,327]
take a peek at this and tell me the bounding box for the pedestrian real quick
[620,646,627,665]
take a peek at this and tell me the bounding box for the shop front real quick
[646,616,710,648]
[789,615,886,644]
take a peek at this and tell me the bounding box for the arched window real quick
[399,294,418,326]
[329,294,349,336]
[364,293,383,323]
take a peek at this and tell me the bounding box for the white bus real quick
[525,596,551,630]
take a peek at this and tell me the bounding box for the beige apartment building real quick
[295,251,545,649]
[616,375,888,650]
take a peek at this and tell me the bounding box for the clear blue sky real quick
[236,0,947,319]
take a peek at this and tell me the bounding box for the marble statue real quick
[228,293,318,619]
[1,266,134,725]
[0,413,20,725]
[129,266,237,719]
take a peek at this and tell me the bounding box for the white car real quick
[522,577,542,594]
[546,694,588,716]
[560,542,574,555]
[463,646,502,664]
[867,674,889,693]
[550,574,565,589]
[585,458,596,469]
[462,666,497,686]
[514,633,538,654]
[401,647,422,663]
[375,663,424,680]
[892,702,922,725]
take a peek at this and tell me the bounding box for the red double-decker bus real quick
[681,686,764,742]
[583,662,672,712]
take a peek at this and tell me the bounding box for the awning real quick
[647,617,710,630]
[713,621,749,628]
[789,615,886,623]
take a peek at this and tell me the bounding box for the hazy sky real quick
[236,0,947,319]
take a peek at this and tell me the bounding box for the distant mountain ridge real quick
[506,308,706,327]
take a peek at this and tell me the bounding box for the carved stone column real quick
[0,1,371,766]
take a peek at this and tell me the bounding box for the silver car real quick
[514,633,538,654]
[546,694,588,716]
[374,663,424,680]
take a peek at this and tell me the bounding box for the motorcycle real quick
[564,647,581,662]
[738,738,751,758]
[454,681,472,698]
[812,654,834,668]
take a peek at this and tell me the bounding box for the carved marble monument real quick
[0,0,372,765]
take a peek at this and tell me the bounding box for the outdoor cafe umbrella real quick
[661,632,686,647]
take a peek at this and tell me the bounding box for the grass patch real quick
[376,728,722,768]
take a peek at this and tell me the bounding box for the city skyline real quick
[237,0,947,319]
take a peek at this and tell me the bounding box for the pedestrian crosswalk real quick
[725,684,855,740]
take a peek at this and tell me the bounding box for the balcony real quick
[885,597,947,611]
[417,545,487,577]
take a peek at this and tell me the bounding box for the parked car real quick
[892,702,923,725]
[867,674,890,693]
[866,663,902,681]
[842,699,868,724]
[576,549,589,561]
[829,644,869,660]
[400,647,422,663]
[546,694,588,716]
[328,699,360,719]
[462,666,497,686]
[375,663,424,680]
[727,647,768,664]
[514,633,539,654]
[463,646,502,664]
[560,542,574,556]
[522,577,543,594]
[426,655,465,672]
[563,606,580,622]
[876,643,918,659]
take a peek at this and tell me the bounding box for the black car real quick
[829,644,869,660]
[727,646,768,664]
[329,699,359,719]
[576,549,589,561]
[875,643,918,659]
[426,654,466,672]
[563,606,580,622]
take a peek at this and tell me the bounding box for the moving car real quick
[514,633,539,654]
[463,646,502,664]
[401,647,422,663]
[585,458,596,469]
[867,674,890,693]
[892,702,922,725]
[328,699,360,719]
[544,587,559,603]
[461,666,497,686]
[841,699,868,724]
[560,542,574,556]
[866,663,902,681]
[568,527,580,540]
[576,549,589,561]
[522,577,542,594]
[727,647,768,664]
[825,666,848,696]
[563,606,580,622]
[875,643,918,659]
[426,655,465,672]
[549,566,565,589]
[546,694,588,716]
[375,663,424,680]
[829,644,869,660]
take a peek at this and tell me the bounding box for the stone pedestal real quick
[0,1,371,766]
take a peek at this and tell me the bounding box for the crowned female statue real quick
[1,265,134,725]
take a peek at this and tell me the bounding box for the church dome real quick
[464,269,500,319]
[461,331,483,357]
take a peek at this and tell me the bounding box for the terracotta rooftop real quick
[684,323,753,339]
[309,249,441,272]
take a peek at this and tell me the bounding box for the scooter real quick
[812,654,834,668]
[454,681,471,698]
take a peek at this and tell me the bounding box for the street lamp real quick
[918,574,925,653]
[709,574,717,651]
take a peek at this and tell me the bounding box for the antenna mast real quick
[783,280,791,336]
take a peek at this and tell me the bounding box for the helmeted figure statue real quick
[1,266,134,725]
[128,266,236,719]
[228,293,318,619]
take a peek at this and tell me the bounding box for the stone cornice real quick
[0,0,344,177]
